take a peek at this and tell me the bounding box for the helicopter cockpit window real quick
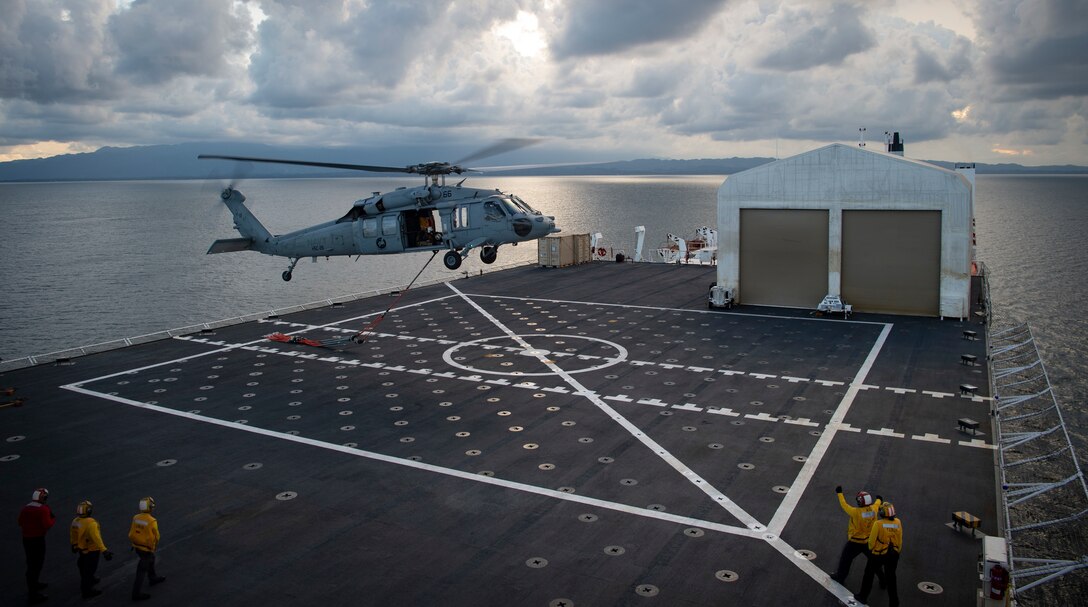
[381,214,398,236]
[500,199,520,215]
[484,200,505,221]
[511,195,539,215]
[362,218,379,238]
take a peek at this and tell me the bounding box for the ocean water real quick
[1,175,1085,446]
[0,175,722,360]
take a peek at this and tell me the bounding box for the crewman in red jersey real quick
[128,497,165,600]
[18,487,56,604]
[69,500,112,599]
[830,485,884,586]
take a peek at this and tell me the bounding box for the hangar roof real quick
[719,143,971,207]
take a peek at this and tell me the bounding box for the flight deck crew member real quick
[70,500,112,599]
[418,214,434,245]
[18,487,56,604]
[855,502,904,607]
[129,497,165,600]
[830,486,884,585]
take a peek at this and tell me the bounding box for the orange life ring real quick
[597,247,607,257]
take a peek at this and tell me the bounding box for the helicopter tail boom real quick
[216,187,273,251]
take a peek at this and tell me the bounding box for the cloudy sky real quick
[1,0,1085,166]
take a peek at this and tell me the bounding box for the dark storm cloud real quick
[978,0,1088,100]
[913,47,952,83]
[987,34,1088,99]
[0,0,116,103]
[1,98,120,146]
[621,69,682,98]
[755,3,876,71]
[912,36,971,84]
[108,0,253,85]
[550,0,729,59]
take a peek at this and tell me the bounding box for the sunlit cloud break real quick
[992,147,1034,157]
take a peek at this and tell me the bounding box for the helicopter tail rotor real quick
[201,155,256,208]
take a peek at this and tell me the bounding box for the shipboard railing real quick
[983,261,1088,601]
[0,260,534,372]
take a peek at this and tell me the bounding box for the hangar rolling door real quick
[739,209,828,307]
[841,210,941,315]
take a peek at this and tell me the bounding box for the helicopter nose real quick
[532,215,560,234]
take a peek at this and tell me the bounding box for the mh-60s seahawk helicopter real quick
[200,139,561,281]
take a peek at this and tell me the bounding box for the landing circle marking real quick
[442,334,627,377]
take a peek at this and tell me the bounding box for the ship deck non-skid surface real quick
[2,263,995,606]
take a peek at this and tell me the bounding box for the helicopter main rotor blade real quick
[469,160,609,173]
[453,138,541,167]
[198,154,412,174]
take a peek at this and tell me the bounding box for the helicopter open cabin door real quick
[406,209,443,249]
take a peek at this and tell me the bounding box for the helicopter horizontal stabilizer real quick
[208,237,254,254]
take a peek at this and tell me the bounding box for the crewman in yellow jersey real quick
[830,485,884,586]
[855,502,904,607]
[128,497,166,601]
[69,500,113,599]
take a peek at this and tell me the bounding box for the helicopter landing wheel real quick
[282,258,299,281]
[443,250,462,270]
[480,246,497,264]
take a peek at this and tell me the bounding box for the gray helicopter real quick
[200,140,561,281]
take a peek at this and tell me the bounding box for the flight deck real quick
[2,262,996,606]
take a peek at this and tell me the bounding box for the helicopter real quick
[199,139,561,281]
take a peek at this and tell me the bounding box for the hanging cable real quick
[268,250,442,348]
[348,250,440,345]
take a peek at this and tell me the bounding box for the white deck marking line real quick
[474,293,888,326]
[923,390,954,398]
[262,307,967,404]
[768,322,893,536]
[761,321,894,603]
[173,333,996,452]
[70,294,460,385]
[885,386,916,394]
[913,433,952,444]
[173,334,998,451]
[59,384,761,540]
[447,283,766,532]
[867,428,906,438]
[81,337,284,384]
[766,536,859,605]
[960,439,998,450]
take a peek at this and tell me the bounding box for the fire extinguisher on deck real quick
[989,563,1010,600]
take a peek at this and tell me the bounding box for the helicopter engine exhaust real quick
[354,186,436,216]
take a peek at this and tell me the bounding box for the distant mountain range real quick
[0,142,1085,182]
